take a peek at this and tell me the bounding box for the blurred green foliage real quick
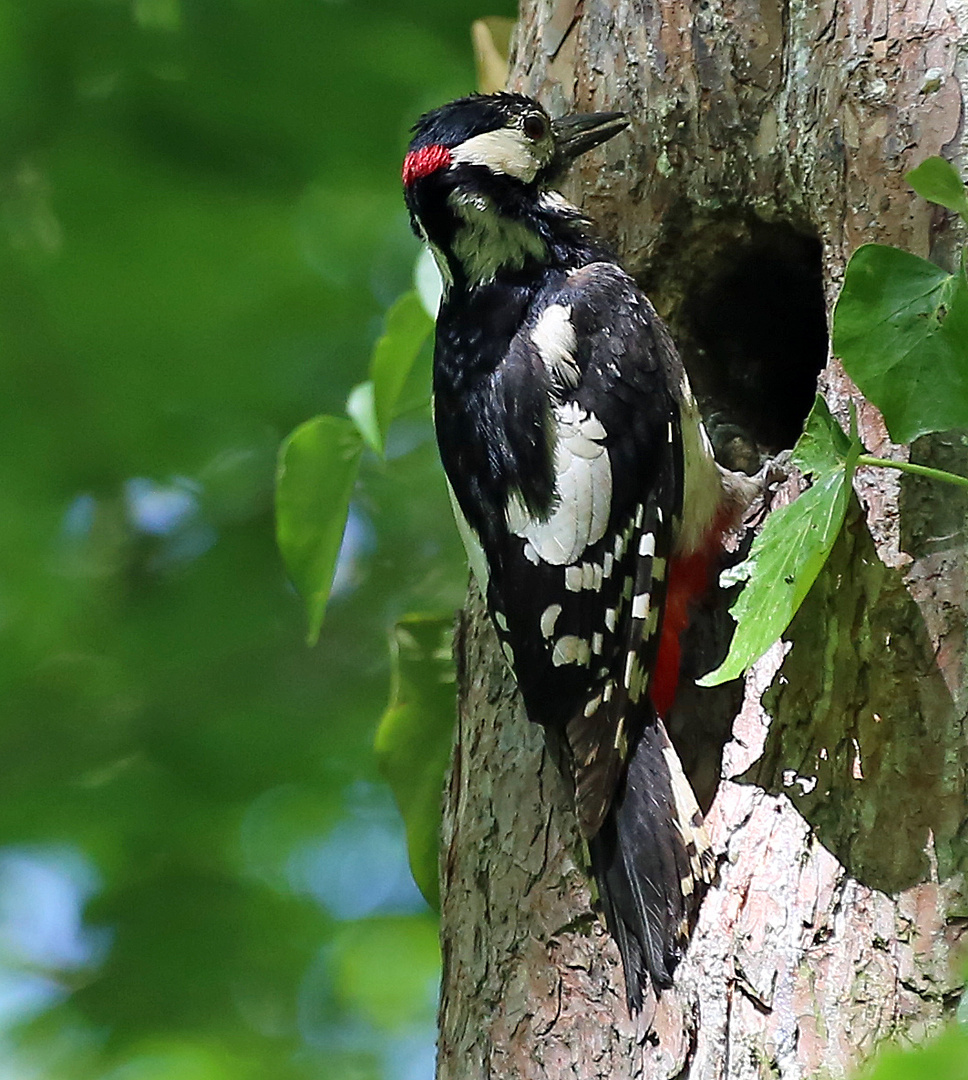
[860,1027,968,1080]
[0,0,511,1075]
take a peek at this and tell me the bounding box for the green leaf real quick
[906,156,968,219]
[374,614,456,910]
[792,393,854,476]
[275,415,363,644]
[391,335,433,421]
[414,245,443,318]
[371,292,434,453]
[833,244,968,443]
[861,1027,968,1080]
[699,397,859,686]
[345,380,382,454]
[97,1039,247,1080]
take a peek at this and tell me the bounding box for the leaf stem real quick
[856,454,968,490]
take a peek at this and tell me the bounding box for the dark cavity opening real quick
[637,213,828,805]
[646,214,828,471]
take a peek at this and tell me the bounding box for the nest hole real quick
[642,214,829,799]
[648,214,828,470]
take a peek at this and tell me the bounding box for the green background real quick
[0,1,510,1076]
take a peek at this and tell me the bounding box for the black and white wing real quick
[487,263,683,830]
[441,261,711,1004]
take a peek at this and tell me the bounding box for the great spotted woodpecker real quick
[403,92,747,1011]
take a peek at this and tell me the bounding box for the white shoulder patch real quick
[531,303,579,389]
[450,128,548,183]
[506,402,612,564]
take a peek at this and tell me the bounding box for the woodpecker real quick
[403,92,744,1011]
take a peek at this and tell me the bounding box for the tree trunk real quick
[436,1,968,1076]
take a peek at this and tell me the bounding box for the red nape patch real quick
[402,144,452,186]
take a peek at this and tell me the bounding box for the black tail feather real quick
[588,719,711,1012]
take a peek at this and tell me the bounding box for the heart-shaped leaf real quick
[833,244,968,443]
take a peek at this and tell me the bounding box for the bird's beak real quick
[551,110,629,166]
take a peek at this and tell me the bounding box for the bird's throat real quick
[444,190,548,289]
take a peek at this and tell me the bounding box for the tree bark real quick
[437,1,968,1076]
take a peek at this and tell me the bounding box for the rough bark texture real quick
[437,1,968,1076]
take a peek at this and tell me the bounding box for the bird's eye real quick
[523,114,549,141]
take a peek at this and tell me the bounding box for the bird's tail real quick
[588,717,712,1012]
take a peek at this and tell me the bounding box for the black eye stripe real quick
[523,114,548,141]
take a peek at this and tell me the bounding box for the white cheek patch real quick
[506,402,612,565]
[531,304,580,389]
[450,127,547,183]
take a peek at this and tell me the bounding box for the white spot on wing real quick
[623,651,636,688]
[540,603,562,638]
[631,592,651,620]
[552,635,591,667]
[629,658,648,702]
[639,532,656,557]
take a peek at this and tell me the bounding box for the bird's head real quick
[402,93,627,290]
